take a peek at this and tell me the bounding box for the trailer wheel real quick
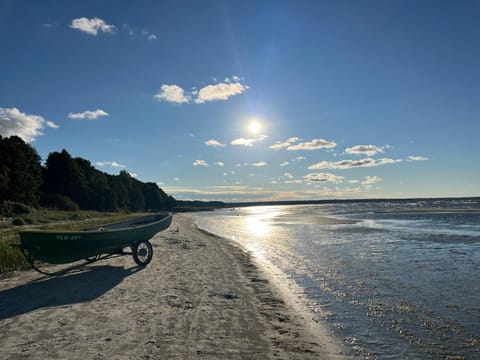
[132,240,153,266]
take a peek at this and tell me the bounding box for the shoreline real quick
[0,214,346,359]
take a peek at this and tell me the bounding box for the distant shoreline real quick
[176,196,480,213]
[224,196,480,209]
[375,208,480,214]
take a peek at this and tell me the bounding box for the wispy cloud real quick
[280,161,289,167]
[269,137,300,150]
[164,185,376,202]
[285,179,303,184]
[121,24,157,40]
[154,77,247,105]
[193,159,208,167]
[304,172,345,184]
[284,172,294,179]
[362,176,382,185]
[287,138,337,151]
[70,17,116,35]
[407,156,429,161]
[164,185,268,199]
[68,109,109,120]
[205,139,226,147]
[0,107,58,142]
[308,158,402,170]
[345,144,385,156]
[154,85,190,104]
[95,161,125,168]
[251,161,267,167]
[43,23,58,29]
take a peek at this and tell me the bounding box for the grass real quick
[0,209,149,274]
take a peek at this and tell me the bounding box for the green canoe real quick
[18,212,172,272]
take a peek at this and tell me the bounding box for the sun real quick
[248,120,262,135]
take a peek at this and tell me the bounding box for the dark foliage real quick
[0,135,43,206]
[0,136,176,212]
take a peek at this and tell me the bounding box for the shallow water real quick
[192,199,480,359]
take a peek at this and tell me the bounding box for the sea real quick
[191,198,480,359]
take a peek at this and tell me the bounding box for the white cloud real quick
[193,159,208,167]
[280,161,289,167]
[68,109,109,120]
[362,176,383,185]
[304,172,345,184]
[194,81,247,104]
[378,158,402,165]
[252,161,267,167]
[285,180,303,184]
[205,139,226,147]
[70,17,116,36]
[95,161,125,168]
[0,107,59,142]
[287,138,337,151]
[154,84,190,104]
[408,156,429,161]
[128,172,138,178]
[231,138,254,147]
[154,78,247,105]
[147,34,157,40]
[215,162,224,167]
[231,135,267,147]
[308,157,402,170]
[284,172,294,179]
[295,156,306,161]
[248,173,256,177]
[45,121,59,129]
[269,137,300,150]
[345,145,385,156]
[348,180,360,184]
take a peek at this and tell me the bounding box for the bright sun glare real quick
[248,120,262,135]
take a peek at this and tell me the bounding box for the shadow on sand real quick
[0,265,142,321]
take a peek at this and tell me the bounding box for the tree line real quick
[0,135,176,212]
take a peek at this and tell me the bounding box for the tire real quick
[132,240,153,266]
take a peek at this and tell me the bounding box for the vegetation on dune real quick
[0,135,176,213]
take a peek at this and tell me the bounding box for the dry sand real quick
[0,214,346,359]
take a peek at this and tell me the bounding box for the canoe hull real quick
[19,213,172,264]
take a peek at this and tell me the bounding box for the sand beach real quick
[0,214,345,359]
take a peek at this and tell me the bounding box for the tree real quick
[42,150,86,207]
[0,135,43,206]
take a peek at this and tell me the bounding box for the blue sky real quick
[1,0,479,201]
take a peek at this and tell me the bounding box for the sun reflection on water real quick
[245,217,270,237]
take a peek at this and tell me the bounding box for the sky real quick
[0,0,479,202]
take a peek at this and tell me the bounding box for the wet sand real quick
[0,214,345,359]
